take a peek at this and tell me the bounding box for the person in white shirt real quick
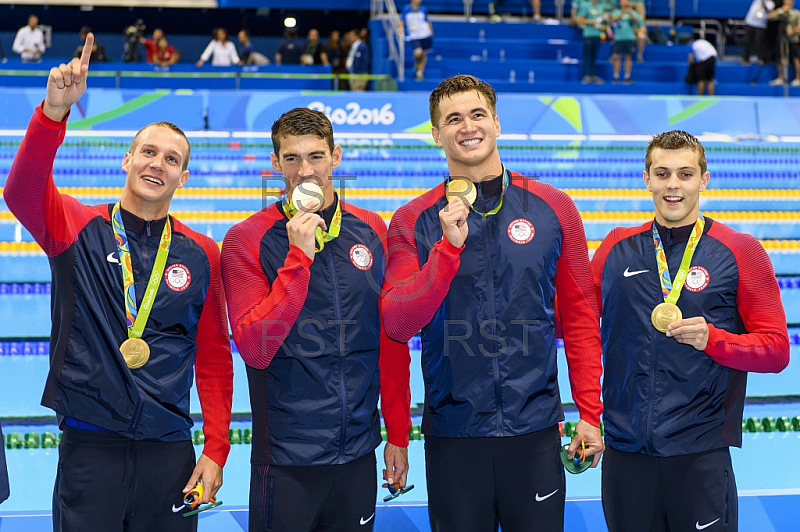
[767,0,800,86]
[196,27,240,67]
[399,0,435,80]
[13,14,45,63]
[688,37,718,96]
[742,0,775,64]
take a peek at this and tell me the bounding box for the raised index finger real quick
[79,33,94,70]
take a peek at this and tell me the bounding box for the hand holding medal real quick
[283,180,340,259]
[665,315,710,350]
[439,178,472,248]
[445,178,477,206]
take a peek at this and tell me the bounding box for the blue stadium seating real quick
[375,20,789,96]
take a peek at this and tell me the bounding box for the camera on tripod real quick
[122,19,146,62]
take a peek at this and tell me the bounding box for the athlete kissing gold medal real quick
[291,181,324,213]
[282,181,342,253]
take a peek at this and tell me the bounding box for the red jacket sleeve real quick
[538,182,604,426]
[380,191,463,343]
[379,319,412,447]
[175,222,234,467]
[220,210,312,370]
[703,226,790,373]
[4,104,99,256]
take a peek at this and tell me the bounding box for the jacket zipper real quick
[645,331,657,452]
[328,246,347,464]
[130,221,152,435]
[480,205,502,436]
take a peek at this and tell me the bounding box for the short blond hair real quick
[129,122,191,171]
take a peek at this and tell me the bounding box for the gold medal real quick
[651,302,682,333]
[120,337,150,369]
[446,178,477,206]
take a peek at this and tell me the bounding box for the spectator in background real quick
[325,30,343,70]
[359,27,371,49]
[197,27,239,67]
[345,28,370,91]
[768,0,800,85]
[74,26,106,62]
[154,36,180,67]
[140,28,165,64]
[237,29,269,65]
[742,0,775,65]
[275,28,302,66]
[400,0,434,81]
[688,36,718,95]
[358,27,371,62]
[12,14,45,63]
[489,0,542,22]
[0,39,6,63]
[326,30,348,89]
[577,0,607,84]
[629,0,647,62]
[301,28,329,66]
[610,0,643,83]
[570,0,581,26]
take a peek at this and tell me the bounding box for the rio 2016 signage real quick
[307,101,396,126]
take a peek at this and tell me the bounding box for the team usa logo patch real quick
[684,265,710,292]
[350,244,373,271]
[165,263,192,292]
[507,219,535,245]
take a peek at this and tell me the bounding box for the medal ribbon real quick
[282,194,342,253]
[111,202,172,339]
[652,214,705,305]
[467,167,510,218]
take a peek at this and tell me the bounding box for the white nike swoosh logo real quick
[171,504,184,513]
[623,267,649,277]
[107,252,119,264]
[535,489,559,502]
[360,512,375,525]
[696,518,720,530]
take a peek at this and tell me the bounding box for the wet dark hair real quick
[271,108,334,156]
[429,75,498,126]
